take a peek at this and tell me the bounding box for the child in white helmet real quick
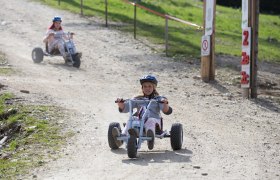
[115,75,172,150]
[43,16,74,63]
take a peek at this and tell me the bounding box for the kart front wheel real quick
[108,122,123,149]
[32,47,44,63]
[170,123,183,150]
[127,135,137,158]
[72,53,81,68]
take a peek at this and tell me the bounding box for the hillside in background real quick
[39,0,280,63]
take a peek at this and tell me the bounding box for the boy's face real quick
[142,82,154,96]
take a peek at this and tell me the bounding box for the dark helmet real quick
[140,75,158,86]
[52,16,62,22]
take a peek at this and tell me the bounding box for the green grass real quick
[0,51,6,63]
[36,0,280,63]
[0,68,14,75]
[0,51,14,75]
[0,93,71,179]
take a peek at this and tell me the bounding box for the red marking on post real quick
[241,52,250,65]
[241,71,249,84]
[243,30,249,46]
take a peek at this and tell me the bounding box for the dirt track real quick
[0,0,279,179]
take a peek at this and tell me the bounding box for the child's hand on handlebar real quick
[160,98,170,114]
[115,98,124,103]
[115,98,125,110]
[160,98,168,104]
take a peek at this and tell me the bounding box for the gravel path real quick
[0,0,279,179]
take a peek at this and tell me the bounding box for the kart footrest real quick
[141,137,152,141]
[155,130,170,138]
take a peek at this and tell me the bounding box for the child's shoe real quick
[76,52,82,58]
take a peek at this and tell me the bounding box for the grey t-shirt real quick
[120,96,172,119]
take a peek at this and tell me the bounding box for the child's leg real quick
[48,39,65,56]
[56,40,66,57]
[144,118,161,134]
[48,41,56,53]
[145,118,160,150]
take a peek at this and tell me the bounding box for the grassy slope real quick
[0,93,71,179]
[38,0,280,63]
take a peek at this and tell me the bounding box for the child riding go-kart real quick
[31,16,82,68]
[108,75,183,158]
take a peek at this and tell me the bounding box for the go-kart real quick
[31,32,81,68]
[108,98,183,158]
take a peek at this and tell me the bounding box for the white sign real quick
[241,27,251,88]
[201,35,211,56]
[205,0,214,36]
[242,0,249,28]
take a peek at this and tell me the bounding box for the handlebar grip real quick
[158,101,168,104]
[115,99,125,103]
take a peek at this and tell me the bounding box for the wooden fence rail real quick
[58,0,202,56]
[122,0,202,55]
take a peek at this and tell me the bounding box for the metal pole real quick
[105,0,108,27]
[134,3,136,39]
[80,0,84,16]
[165,15,169,56]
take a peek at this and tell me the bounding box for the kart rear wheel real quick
[108,122,123,149]
[72,54,81,68]
[127,135,137,158]
[32,47,44,63]
[170,123,183,150]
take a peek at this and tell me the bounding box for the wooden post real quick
[105,0,108,27]
[250,0,259,98]
[165,15,169,56]
[209,0,216,81]
[201,0,215,82]
[80,0,84,16]
[241,0,258,98]
[134,3,137,39]
[201,0,209,82]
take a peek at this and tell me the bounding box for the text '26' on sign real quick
[241,27,251,88]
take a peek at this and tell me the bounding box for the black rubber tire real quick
[170,123,183,150]
[108,122,122,149]
[127,135,137,158]
[72,54,81,68]
[32,47,44,63]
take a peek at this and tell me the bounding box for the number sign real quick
[241,27,251,88]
